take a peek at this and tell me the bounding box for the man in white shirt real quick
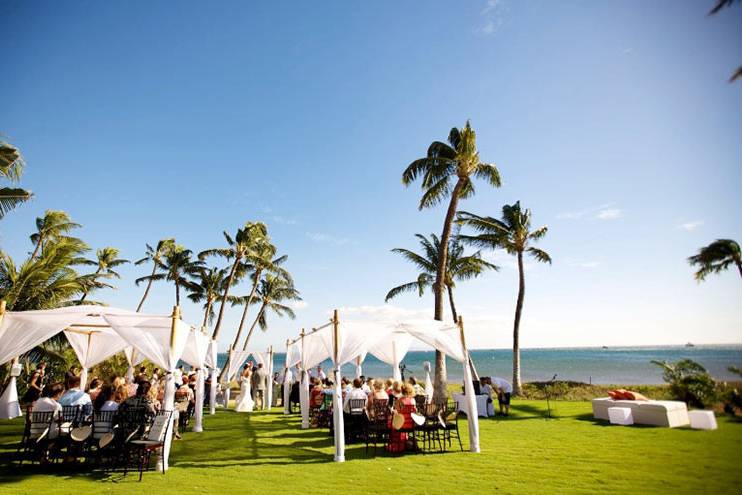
[315,365,327,381]
[31,382,64,438]
[343,378,367,413]
[58,375,92,417]
[360,376,371,394]
[491,377,513,416]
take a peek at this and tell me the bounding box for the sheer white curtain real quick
[64,328,130,389]
[180,328,210,432]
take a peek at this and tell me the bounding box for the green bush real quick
[651,359,717,408]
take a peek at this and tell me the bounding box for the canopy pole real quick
[458,315,480,453]
[331,309,345,462]
[355,355,362,380]
[299,328,309,429]
[266,345,274,410]
[79,332,93,390]
[159,305,180,472]
[209,339,218,415]
[283,338,291,415]
[0,301,21,420]
[193,325,208,433]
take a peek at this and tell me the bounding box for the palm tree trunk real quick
[211,257,240,341]
[175,281,180,306]
[241,304,266,351]
[512,251,526,395]
[432,179,464,401]
[201,298,213,328]
[31,235,43,260]
[736,258,742,278]
[231,273,261,350]
[136,262,158,312]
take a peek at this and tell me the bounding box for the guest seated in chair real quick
[343,378,367,413]
[386,383,417,453]
[59,375,93,417]
[30,382,65,439]
[367,380,389,411]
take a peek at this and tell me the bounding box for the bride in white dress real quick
[235,364,254,412]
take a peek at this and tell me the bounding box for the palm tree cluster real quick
[688,239,741,281]
[395,121,551,396]
[133,221,300,382]
[0,139,32,219]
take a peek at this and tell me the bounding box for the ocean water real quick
[218,345,742,385]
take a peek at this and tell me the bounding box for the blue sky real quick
[2,0,741,350]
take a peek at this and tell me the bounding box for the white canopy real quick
[288,313,481,461]
[180,327,211,433]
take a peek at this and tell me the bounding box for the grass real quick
[0,400,740,494]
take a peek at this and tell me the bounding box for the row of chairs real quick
[16,405,172,481]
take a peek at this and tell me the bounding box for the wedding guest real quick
[343,378,367,413]
[409,377,425,396]
[59,375,93,417]
[93,384,120,412]
[119,380,157,420]
[491,376,513,416]
[386,383,417,453]
[87,378,102,401]
[30,382,64,438]
[367,380,389,411]
[22,362,46,404]
[253,362,268,410]
[64,366,78,389]
[310,378,324,407]
[135,366,147,384]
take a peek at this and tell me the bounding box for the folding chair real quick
[126,410,173,481]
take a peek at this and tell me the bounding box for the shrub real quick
[651,359,717,408]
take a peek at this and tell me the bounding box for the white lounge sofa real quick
[592,397,690,427]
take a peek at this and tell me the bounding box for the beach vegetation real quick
[651,358,718,408]
[0,140,32,219]
[688,238,742,281]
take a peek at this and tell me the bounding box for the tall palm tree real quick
[239,274,300,351]
[29,210,82,259]
[134,239,175,312]
[188,266,229,328]
[385,233,497,322]
[688,239,741,281]
[77,247,130,303]
[0,140,33,219]
[136,244,203,306]
[199,222,268,341]
[458,202,551,395]
[402,121,501,398]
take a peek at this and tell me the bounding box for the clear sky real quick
[2,0,741,350]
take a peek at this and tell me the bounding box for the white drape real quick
[205,340,218,415]
[299,370,310,429]
[282,367,291,414]
[65,327,131,389]
[180,329,210,433]
[0,362,21,419]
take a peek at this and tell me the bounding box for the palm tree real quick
[0,238,95,311]
[458,202,551,395]
[385,233,497,323]
[77,247,130,303]
[688,239,741,281]
[29,210,82,259]
[0,140,33,219]
[239,274,300,351]
[136,244,203,306]
[402,121,501,398]
[188,266,229,328]
[199,222,268,341]
[133,239,175,311]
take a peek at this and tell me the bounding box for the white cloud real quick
[595,208,623,220]
[676,220,703,232]
[556,203,614,220]
[565,259,600,269]
[289,300,309,310]
[272,215,297,225]
[306,232,350,245]
[475,0,506,37]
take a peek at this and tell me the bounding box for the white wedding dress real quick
[235,375,254,412]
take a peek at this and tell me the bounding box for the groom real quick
[253,363,268,410]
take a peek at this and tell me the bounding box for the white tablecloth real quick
[452,392,494,417]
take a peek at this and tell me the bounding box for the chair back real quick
[146,411,172,442]
[29,411,56,440]
[368,400,389,424]
[414,394,427,410]
[348,399,366,415]
[61,405,81,425]
[92,410,117,439]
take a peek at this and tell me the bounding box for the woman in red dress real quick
[386,383,417,453]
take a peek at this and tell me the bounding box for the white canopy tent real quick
[180,326,211,432]
[205,339,218,415]
[0,304,201,471]
[286,311,481,461]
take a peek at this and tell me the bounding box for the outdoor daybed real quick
[592,398,690,427]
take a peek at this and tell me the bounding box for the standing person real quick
[272,372,281,407]
[235,364,254,412]
[491,376,513,416]
[315,365,326,381]
[254,363,268,410]
[135,366,147,384]
[173,365,184,388]
[22,362,46,404]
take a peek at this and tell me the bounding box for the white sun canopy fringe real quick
[124,346,145,383]
[64,326,132,389]
[180,328,210,433]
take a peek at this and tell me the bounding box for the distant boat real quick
[601,346,609,349]
[685,342,695,348]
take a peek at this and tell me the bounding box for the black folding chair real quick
[418,402,444,453]
[365,400,390,456]
[125,410,174,481]
[439,401,463,451]
[17,410,57,466]
[345,399,367,443]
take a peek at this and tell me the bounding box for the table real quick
[452,393,495,417]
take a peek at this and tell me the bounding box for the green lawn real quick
[0,401,739,494]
